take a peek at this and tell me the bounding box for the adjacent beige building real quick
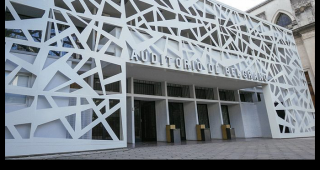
[247,0,315,105]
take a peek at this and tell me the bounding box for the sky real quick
[215,0,266,11]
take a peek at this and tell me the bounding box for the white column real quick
[214,87,219,100]
[207,103,223,139]
[234,90,240,102]
[228,104,245,138]
[127,77,134,94]
[126,96,134,143]
[262,84,281,138]
[155,100,168,142]
[184,101,198,140]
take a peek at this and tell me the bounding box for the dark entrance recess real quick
[221,105,231,126]
[134,101,157,142]
[197,104,210,128]
[169,103,186,141]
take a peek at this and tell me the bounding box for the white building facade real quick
[5,0,315,157]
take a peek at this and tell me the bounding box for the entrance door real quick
[169,103,186,141]
[221,105,231,126]
[134,101,157,142]
[197,104,210,128]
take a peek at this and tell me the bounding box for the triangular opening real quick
[35,119,71,139]
[5,29,27,40]
[97,34,109,52]
[5,7,15,21]
[44,51,68,70]
[155,0,166,7]
[68,14,87,33]
[83,0,98,15]
[102,1,121,18]
[91,122,112,140]
[93,99,104,106]
[37,95,53,110]
[81,109,94,130]
[10,49,36,64]
[102,23,121,38]
[92,73,103,93]
[44,71,71,91]
[54,0,71,11]
[28,30,42,42]
[70,82,83,91]
[105,80,121,93]
[162,0,173,9]
[86,30,95,51]
[5,126,14,139]
[106,109,121,140]
[53,9,67,23]
[71,33,84,49]
[100,106,106,115]
[178,1,188,14]
[52,96,76,107]
[9,68,37,88]
[109,99,120,109]
[49,42,58,47]
[71,0,85,13]
[14,123,31,139]
[125,0,137,18]
[81,98,89,105]
[5,60,18,72]
[140,23,148,29]
[106,42,123,57]
[61,36,74,48]
[136,1,153,11]
[77,58,96,76]
[57,23,70,33]
[66,113,76,131]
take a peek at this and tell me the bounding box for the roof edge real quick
[246,0,274,13]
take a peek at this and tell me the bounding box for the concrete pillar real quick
[262,84,281,138]
[161,81,167,97]
[256,94,272,138]
[252,92,259,103]
[155,100,169,142]
[228,104,245,138]
[126,96,134,143]
[190,85,196,99]
[234,90,240,102]
[127,77,133,94]
[214,87,219,100]
[184,101,198,140]
[207,103,223,139]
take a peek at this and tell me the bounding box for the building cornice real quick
[293,22,315,37]
[246,0,274,13]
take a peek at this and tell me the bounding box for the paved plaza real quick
[6,138,315,160]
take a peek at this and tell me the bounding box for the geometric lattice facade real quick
[5,0,315,157]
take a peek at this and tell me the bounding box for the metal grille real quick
[94,78,121,93]
[134,80,162,96]
[219,89,236,101]
[167,83,190,98]
[195,87,215,100]
[240,92,254,103]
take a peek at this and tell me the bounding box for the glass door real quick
[197,104,210,128]
[134,101,157,142]
[169,103,186,141]
[221,105,231,126]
